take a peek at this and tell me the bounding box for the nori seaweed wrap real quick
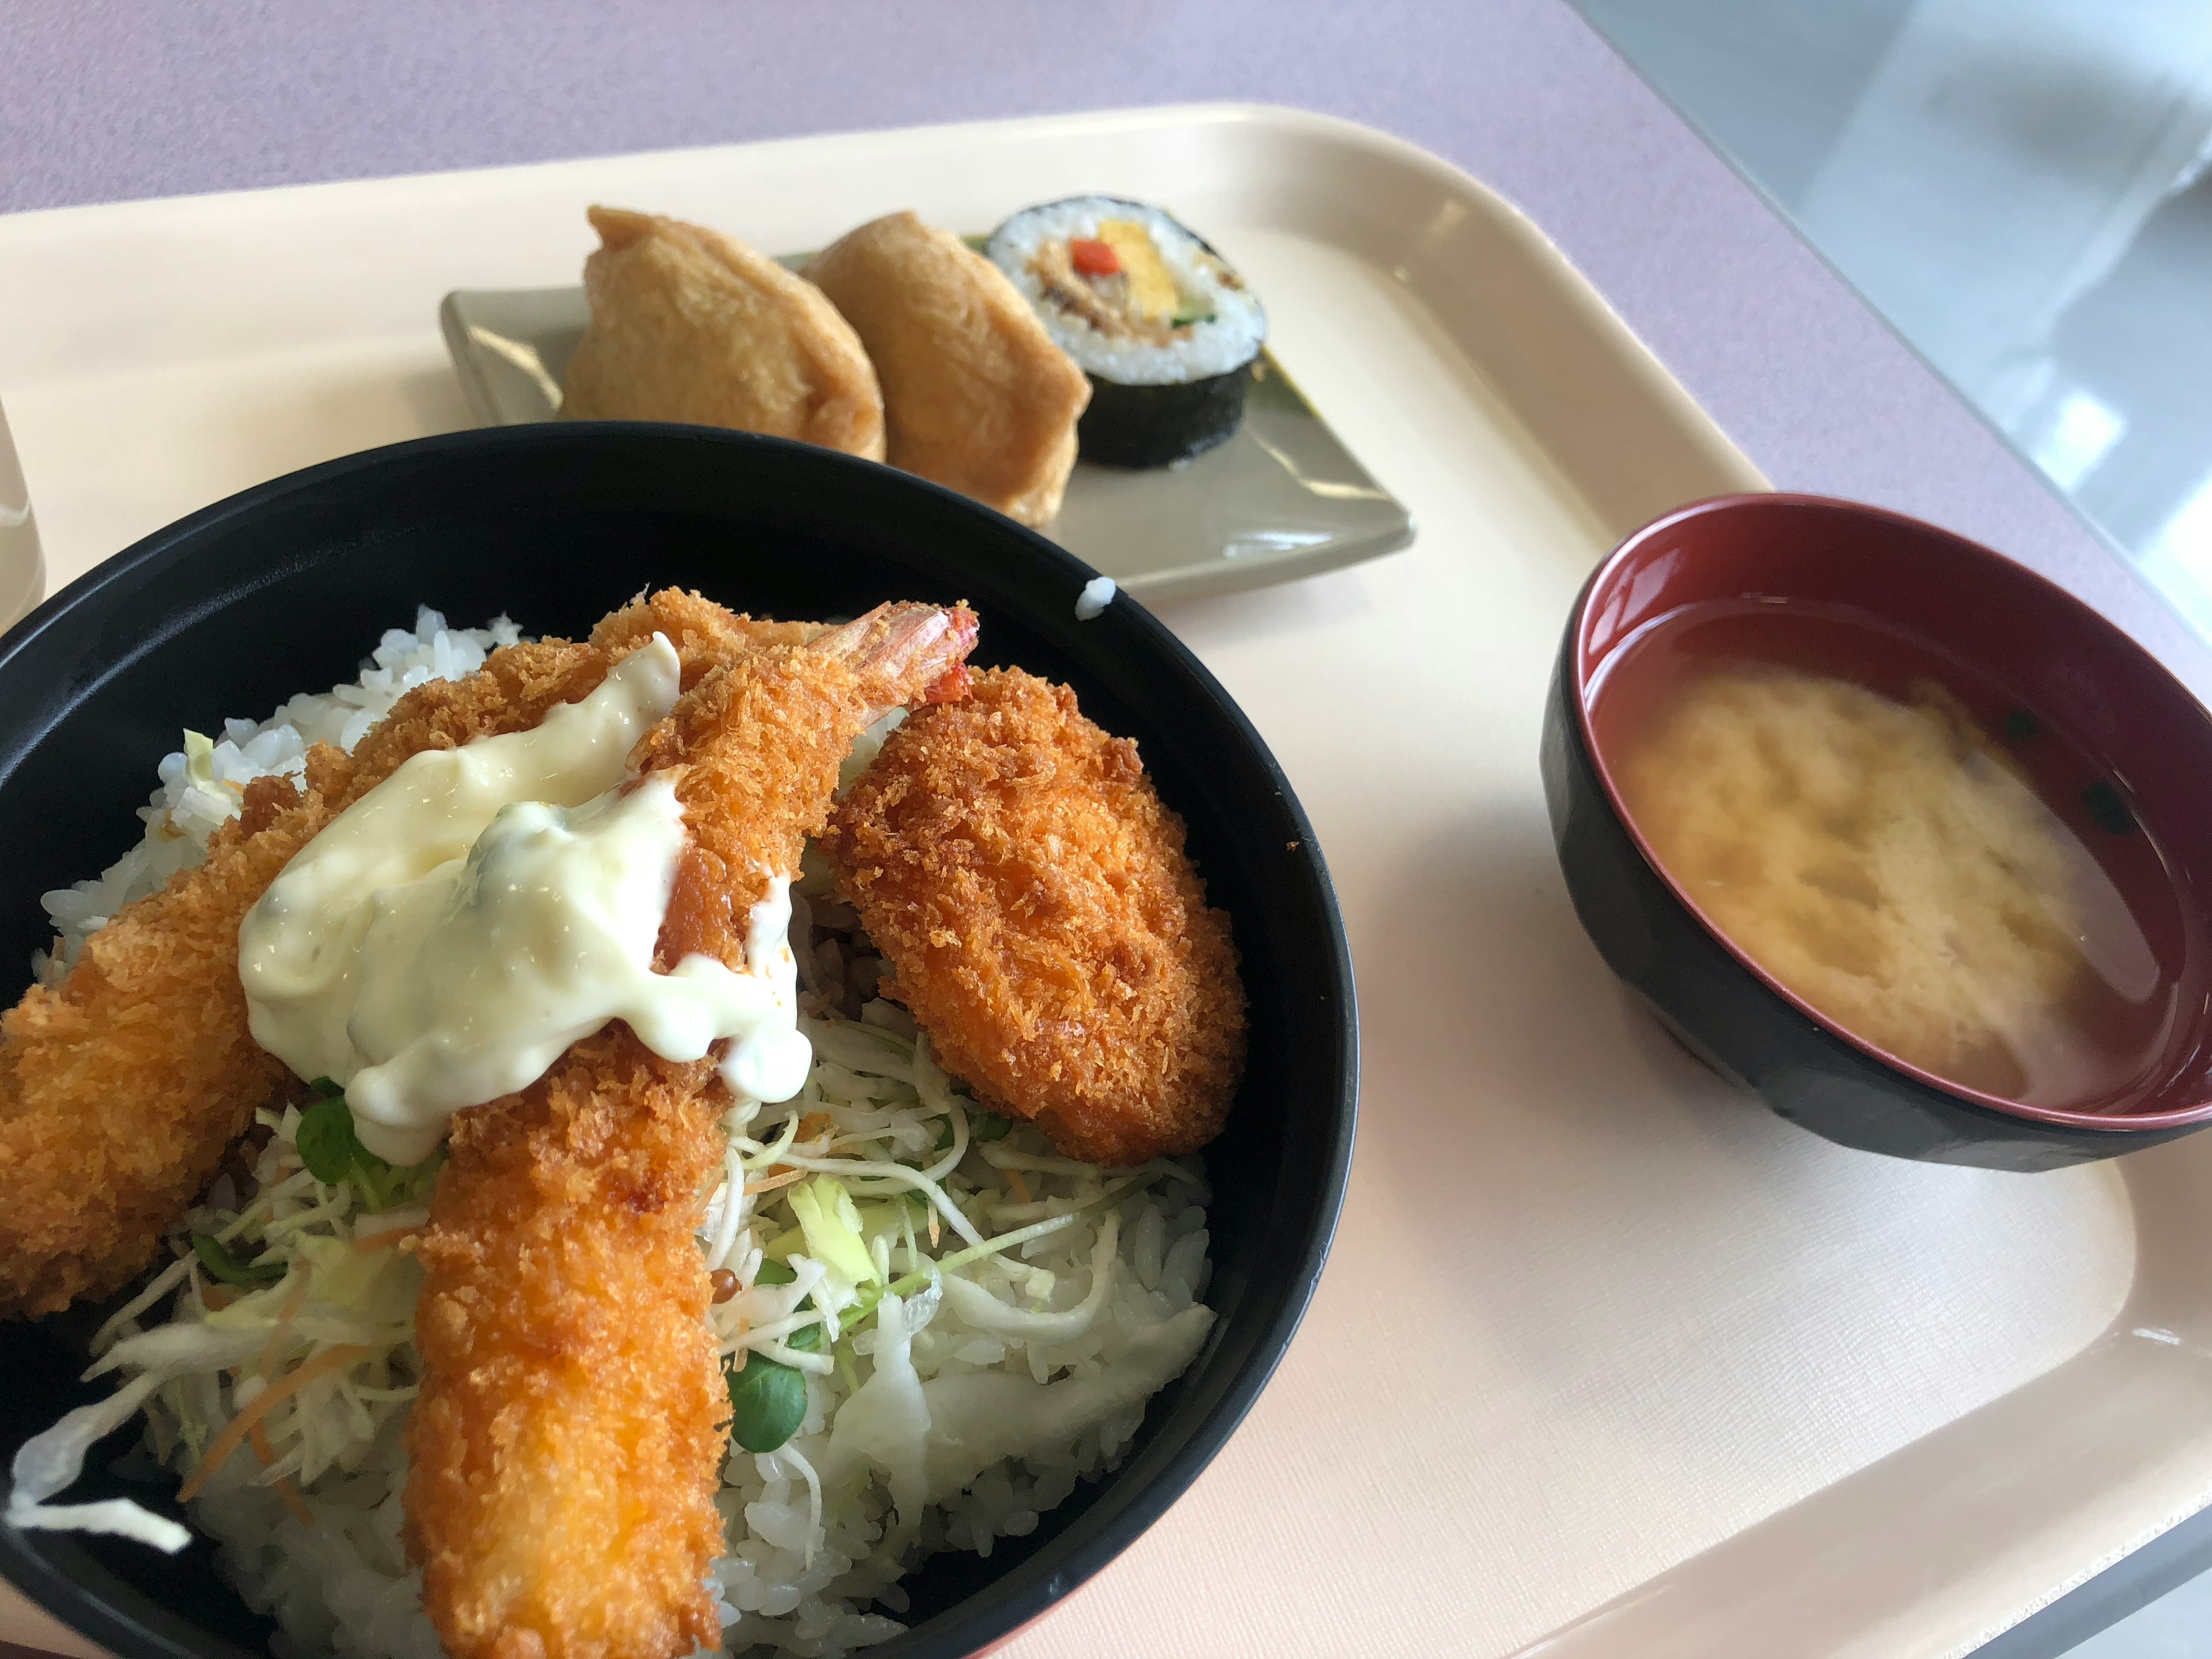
[988,196,1267,469]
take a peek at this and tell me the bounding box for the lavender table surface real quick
[0,6,2203,1659]
[7,0,2207,696]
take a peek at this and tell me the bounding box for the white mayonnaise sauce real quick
[238,634,813,1166]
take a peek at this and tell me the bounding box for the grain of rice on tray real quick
[14,611,1217,1659]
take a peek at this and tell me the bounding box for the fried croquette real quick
[407,603,978,1659]
[823,667,1244,1166]
[0,593,786,1319]
[561,207,886,460]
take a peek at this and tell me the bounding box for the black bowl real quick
[0,425,1357,1659]
[1541,493,2212,1172]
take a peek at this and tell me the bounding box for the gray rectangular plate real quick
[440,284,1414,604]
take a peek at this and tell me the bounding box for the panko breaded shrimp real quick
[0,759,346,1317]
[406,601,976,1659]
[589,588,825,690]
[0,593,782,1319]
[824,667,1245,1166]
[353,589,810,782]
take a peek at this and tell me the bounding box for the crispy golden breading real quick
[406,1031,728,1659]
[0,766,341,1316]
[824,668,1245,1165]
[562,207,886,460]
[0,639,630,1318]
[407,603,977,1659]
[0,589,979,1659]
[807,213,1091,526]
[351,588,821,783]
[342,639,607,787]
[589,588,824,691]
[639,607,975,959]
[0,592,784,1319]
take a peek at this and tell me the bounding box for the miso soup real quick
[1588,598,2188,1109]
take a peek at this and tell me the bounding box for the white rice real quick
[1073,577,1117,622]
[35,608,521,982]
[18,609,1216,1659]
[986,196,1266,385]
[164,1100,1211,1659]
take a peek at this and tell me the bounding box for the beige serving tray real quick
[1,103,2202,1659]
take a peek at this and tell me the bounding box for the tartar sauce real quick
[239,635,813,1166]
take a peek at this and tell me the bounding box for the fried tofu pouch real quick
[824,668,1244,1165]
[562,206,886,460]
[807,212,1091,527]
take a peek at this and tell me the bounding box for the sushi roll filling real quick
[991,198,1264,385]
[1029,218,1234,344]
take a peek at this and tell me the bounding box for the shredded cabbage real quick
[914,1306,1214,1502]
[14,1104,425,1541]
[788,1177,880,1294]
[17,998,1215,1659]
[9,1370,197,1550]
[709,1013,1217,1604]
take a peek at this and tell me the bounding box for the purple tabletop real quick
[3,10,2209,1659]
[5,0,2205,696]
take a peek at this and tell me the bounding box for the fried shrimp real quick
[824,667,1245,1166]
[404,1032,726,1659]
[0,761,344,1317]
[406,601,976,1659]
[589,588,824,690]
[0,634,644,1317]
[0,592,784,1319]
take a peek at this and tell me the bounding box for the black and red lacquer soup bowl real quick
[1543,492,2212,1172]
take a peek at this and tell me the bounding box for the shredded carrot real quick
[179,1344,367,1503]
[272,1474,316,1529]
[200,1284,234,1313]
[796,1111,835,1149]
[249,1404,317,1529]
[353,1226,423,1252]
[743,1168,806,1197]
[1006,1168,1032,1205]
[253,1277,313,1382]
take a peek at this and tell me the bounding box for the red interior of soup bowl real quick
[1574,493,2212,1131]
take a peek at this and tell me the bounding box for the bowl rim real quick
[1570,489,2212,1134]
[0,422,1363,1659]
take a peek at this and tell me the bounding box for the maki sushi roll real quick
[988,196,1266,469]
